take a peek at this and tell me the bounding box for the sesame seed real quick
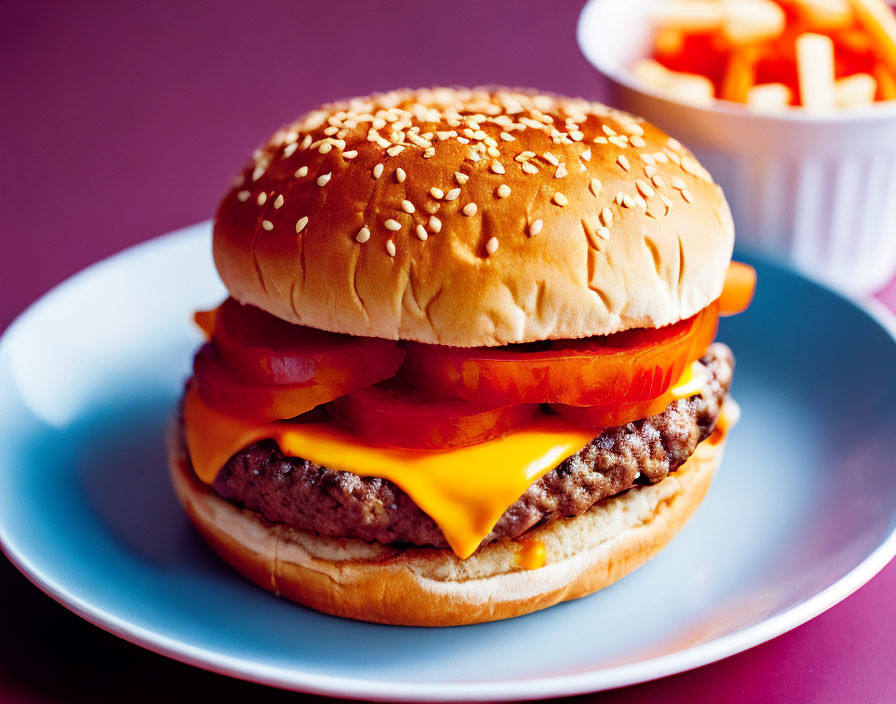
[356,226,370,243]
[252,165,265,181]
[641,153,656,166]
[672,177,687,190]
[237,190,250,202]
[429,216,442,233]
[681,189,694,203]
[324,126,338,136]
[615,192,624,205]
[544,152,560,166]
[553,192,568,207]
[486,236,499,255]
[529,219,543,236]
[386,239,396,257]
[294,166,309,178]
[317,173,332,186]
[262,220,273,230]
[661,194,673,214]
[617,154,631,171]
[257,192,267,206]
[597,226,610,239]
[581,148,592,161]
[468,150,480,162]
[430,187,445,199]
[423,147,435,158]
[626,123,645,137]
[283,143,298,158]
[602,124,617,136]
[462,202,478,216]
[522,162,539,174]
[654,152,669,164]
[300,134,312,149]
[396,167,406,183]
[667,151,681,166]
[590,178,602,197]
[515,151,536,162]
[401,200,415,214]
[455,172,469,185]
[622,194,636,208]
[491,160,505,174]
[373,163,384,178]
[497,184,511,198]
[456,137,470,144]
[635,179,654,197]
[652,174,665,188]
[630,135,646,148]
[444,188,461,201]
[416,225,428,241]
[594,136,608,144]
[600,208,613,226]
[274,194,285,209]
[295,216,308,233]
[386,145,404,157]
[634,195,648,209]
[667,137,682,151]
[319,143,333,154]
[644,165,658,178]
[570,130,585,141]
[500,131,515,141]
[385,219,402,231]
[343,150,358,159]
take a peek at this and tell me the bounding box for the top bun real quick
[213,87,734,347]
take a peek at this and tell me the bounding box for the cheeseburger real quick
[170,87,754,626]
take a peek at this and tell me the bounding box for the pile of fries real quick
[634,0,896,111]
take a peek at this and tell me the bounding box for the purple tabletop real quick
[3,2,896,702]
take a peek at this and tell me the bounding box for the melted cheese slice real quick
[183,361,705,559]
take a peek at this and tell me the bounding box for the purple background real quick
[2,2,896,702]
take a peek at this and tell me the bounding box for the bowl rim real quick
[576,0,896,125]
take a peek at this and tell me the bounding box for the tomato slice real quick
[400,304,718,407]
[193,343,351,421]
[719,262,756,316]
[328,382,540,449]
[214,297,404,386]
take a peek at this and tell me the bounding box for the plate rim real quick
[2,222,896,701]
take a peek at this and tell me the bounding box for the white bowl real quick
[577,0,896,295]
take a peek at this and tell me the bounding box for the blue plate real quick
[2,223,896,700]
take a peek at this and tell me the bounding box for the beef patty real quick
[206,343,734,551]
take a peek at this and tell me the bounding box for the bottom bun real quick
[169,420,727,626]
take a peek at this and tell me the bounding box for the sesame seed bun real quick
[213,87,734,347]
[168,415,727,626]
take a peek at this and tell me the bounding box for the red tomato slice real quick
[328,382,540,449]
[551,391,677,430]
[214,297,404,386]
[193,343,351,421]
[400,304,718,407]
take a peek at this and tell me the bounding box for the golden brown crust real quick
[169,417,727,626]
[213,87,734,347]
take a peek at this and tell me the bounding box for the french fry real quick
[633,58,717,105]
[721,49,758,102]
[722,0,787,46]
[648,1,726,32]
[746,82,794,110]
[785,0,854,31]
[848,0,896,74]
[834,72,878,105]
[796,33,837,110]
[873,63,896,98]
